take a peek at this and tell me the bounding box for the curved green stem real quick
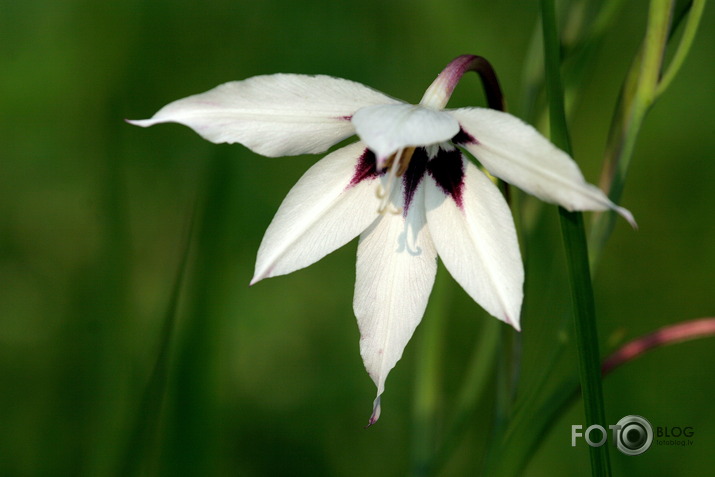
[590,0,706,264]
[655,0,706,97]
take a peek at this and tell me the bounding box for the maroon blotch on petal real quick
[348,148,379,188]
[451,127,478,145]
[401,148,428,215]
[427,149,465,208]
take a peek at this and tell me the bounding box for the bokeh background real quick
[1,0,714,475]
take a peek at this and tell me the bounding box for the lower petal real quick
[252,142,381,283]
[425,157,524,329]
[353,184,437,425]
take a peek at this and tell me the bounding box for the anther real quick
[377,203,403,216]
[376,185,386,199]
[396,147,416,177]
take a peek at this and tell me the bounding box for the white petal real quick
[352,104,460,168]
[450,108,636,227]
[354,183,437,425]
[129,74,398,157]
[252,142,381,283]
[425,158,523,329]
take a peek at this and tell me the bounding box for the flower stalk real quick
[541,0,612,475]
[420,55,505,111]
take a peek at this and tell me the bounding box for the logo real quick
[571,415,695,455]
[656,425,694,447]
[571,415,653,455]
[613,415,653,455]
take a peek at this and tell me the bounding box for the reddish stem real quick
[602,317,715,376]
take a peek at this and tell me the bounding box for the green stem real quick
[410,268,449,477]
[558,211,611,475]
[590,0,678,264]
[540,1,611,476]
[540,0,572,153]
[655,0,706,97]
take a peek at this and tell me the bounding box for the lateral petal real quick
[129,74,398,157]
[354,183,437,425]
[252,142,381,283]
[425,156,523,329]
[450,108,636,227]
[352,104,460,168]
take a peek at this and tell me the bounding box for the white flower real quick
[129,55,634,425]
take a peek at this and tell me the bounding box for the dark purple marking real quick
[451,127,478,145]
[338,115,353,121]
[348,148,379,188]
[401,148,428,215]
[427,148,465,209]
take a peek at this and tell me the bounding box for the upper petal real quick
[252,142,381,283]
[450,108,636,226]
[352,104,460,168]
[129,74,398,157]
[425,155,523,329]
[354,181,437,425]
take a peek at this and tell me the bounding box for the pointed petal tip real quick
[364,396,381,428]
[249,269,269,287]
[250,262,277,286]
[616,206,638,230]
[125,118,155,128]
[501,311,521,332]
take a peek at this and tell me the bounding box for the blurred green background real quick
[1,0,713,475]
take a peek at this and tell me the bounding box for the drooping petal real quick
[252,142,381,283]
[425,155,523,329]
[354,182,437,425]
[352,104,460,168]
[450,108,636,226]
[129,74,398,157]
